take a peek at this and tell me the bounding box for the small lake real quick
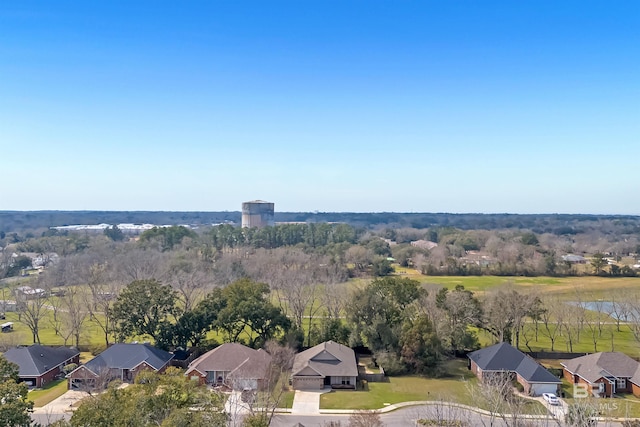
[570,301,638,320]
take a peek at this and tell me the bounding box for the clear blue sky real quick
[1,1,638,214]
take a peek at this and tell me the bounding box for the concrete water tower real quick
[241,200,275,228]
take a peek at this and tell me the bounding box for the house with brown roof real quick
[292,341,358,390]
[468,342,561,396]
[184,343,272,391]
[561,352,640,397]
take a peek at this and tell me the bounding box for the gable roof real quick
[561,352,640,384]
[84,343,173,374]
[185,343,272,380]
[468,342,560,384]
[4,345,79,377]
[228,350,272,380]
[292,341,358,378]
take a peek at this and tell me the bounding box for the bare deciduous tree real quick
[48,293,73,346]
[469,371,539,427]
[62,286,88,347]
[16,286,48,344]
[86,262,120,347]
[483,286,539,346]
[539,296,565,352]
[348,410,384,427]
[163,254,212,311]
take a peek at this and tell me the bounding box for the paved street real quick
[272,406,623,427]
[272,405,509,427]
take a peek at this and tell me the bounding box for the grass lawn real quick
[608,394,640,418]
[560,379,640,418]
[321,376,457,410]
[320,359,546,415]
[2,310,108,348]
[79,352,94,363]
[280,391,295,408]
[521,325,640,355]
[28,379,68,407]
[403,274,640,297]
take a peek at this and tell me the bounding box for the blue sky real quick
[1,1,638,214]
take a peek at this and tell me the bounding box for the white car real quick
[542,392,560,405]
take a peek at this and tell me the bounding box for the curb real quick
[278,400,556,419]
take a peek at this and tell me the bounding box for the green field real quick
[392,269,640,297]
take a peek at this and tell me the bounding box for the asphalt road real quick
[32,411,71,426]
[271,406,623,427]
[31,402,624,427]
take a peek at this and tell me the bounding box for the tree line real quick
[2,210,640,234]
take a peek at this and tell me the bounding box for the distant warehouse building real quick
[241,201,275,228]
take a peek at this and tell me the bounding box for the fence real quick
[526,351,588,359]
[361,366,386,382]
[171,349,201,369]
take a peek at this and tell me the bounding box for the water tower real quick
[241,200,275,228]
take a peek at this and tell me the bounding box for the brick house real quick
[184,343,272,391]
[291,341,358,390]
[468,342,561,396]
[4,345,80,388]
[561,352,640,397]
[68,343,173,390]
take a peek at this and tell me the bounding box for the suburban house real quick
[291,340,358,390]
[185,343,272,391]
[562,254,587,264]
[468,342,561,396]
[68,343,173,390]
[4,345,80,388]
[561,352,640,397]
[410,240,438,250]
[14,285,46,299]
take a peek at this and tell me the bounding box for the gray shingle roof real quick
[468,342,560,384]
[292,341,358,378]
[84,343,173,374]
[561,352,640,384]
[4,345,79,377]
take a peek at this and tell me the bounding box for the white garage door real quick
[530,383,558,396]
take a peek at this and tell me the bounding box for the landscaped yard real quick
[320,359,546,415]
[28,379,68,407]
[279,390,295,408]
[560,379,640,418]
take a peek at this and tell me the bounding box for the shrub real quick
[63,364,78,374]
[418,420,469,426]
[373,352,406,376]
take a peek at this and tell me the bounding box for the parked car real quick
[543,393,560,405]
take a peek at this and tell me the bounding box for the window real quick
[617,378,626,389]
[341,377,351,385]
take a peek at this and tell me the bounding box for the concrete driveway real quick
[534,395,567,421]
[291,389,329,414]
[33,390,89,415]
